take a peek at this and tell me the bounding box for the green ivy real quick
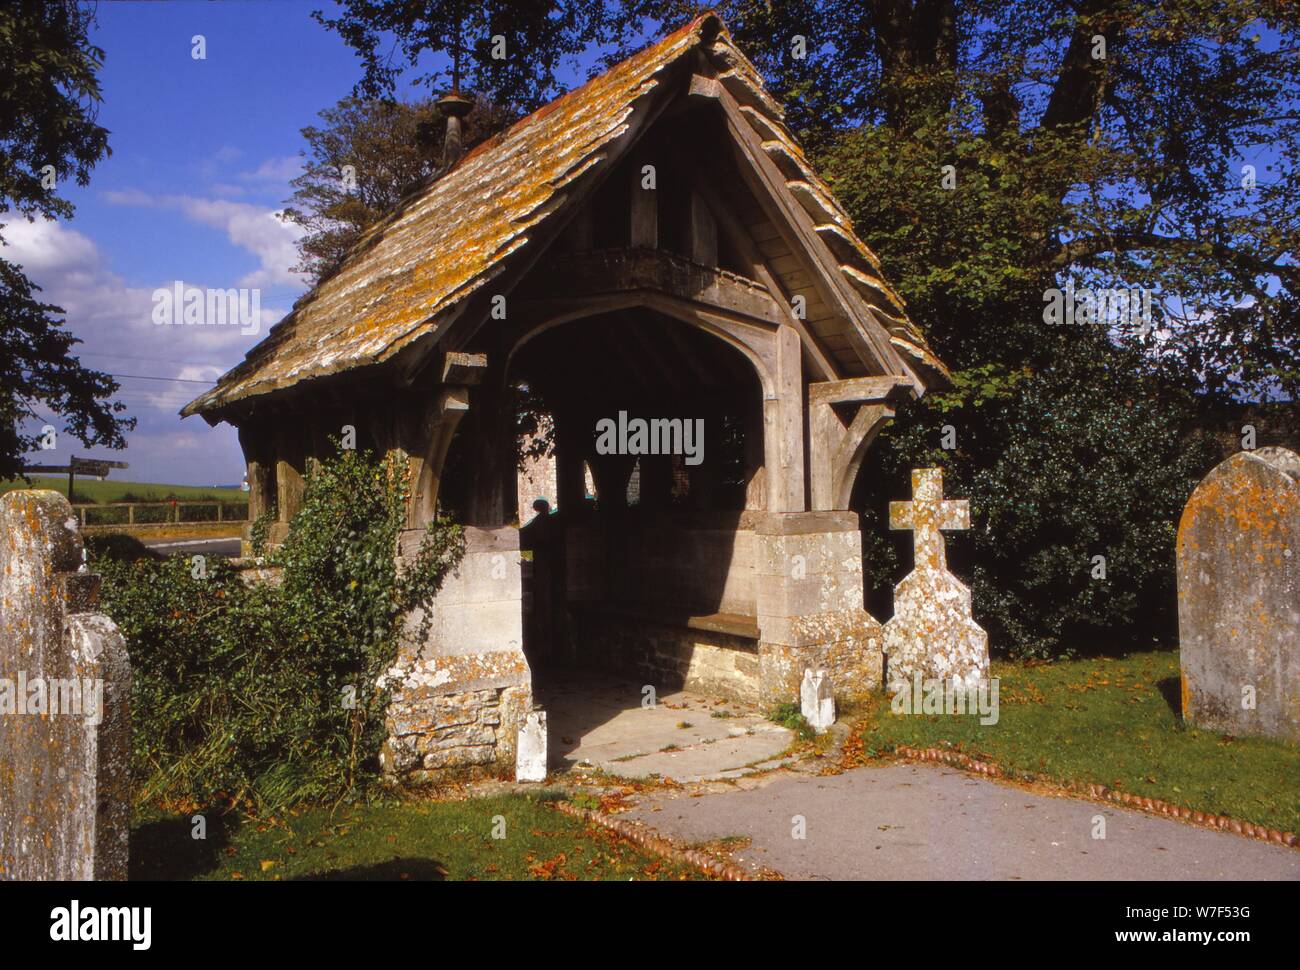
[94,447,464,815]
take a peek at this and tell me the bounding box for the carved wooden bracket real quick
[808,376,914,511]
[408,386,470,527]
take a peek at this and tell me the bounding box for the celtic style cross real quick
[889,468,970,573]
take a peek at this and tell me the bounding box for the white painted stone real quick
[515,709,548,782]
[801,668,835,732]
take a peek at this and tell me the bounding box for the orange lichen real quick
[184,12,941,419]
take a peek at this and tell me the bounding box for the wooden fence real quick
[73,501,249,536]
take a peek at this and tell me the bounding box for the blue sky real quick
[11,2,411,485]
[13,0,616,486]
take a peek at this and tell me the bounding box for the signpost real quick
[22,456,130,503]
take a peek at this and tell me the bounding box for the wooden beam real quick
[689,190,718,267]
[442,351,488,385]
[713,87,916,382]
[409,387,469,527]
[809,399,896,511]
[681,157,838,382]
[808,375,915,406]
[763,323,805,512]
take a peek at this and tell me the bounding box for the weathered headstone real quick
[515,709,548,782]
[1177,447,1299,741]
[800,668,835,732]
[0,491,131,880]
[882,468,989,694]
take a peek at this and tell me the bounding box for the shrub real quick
[94,448,463,813]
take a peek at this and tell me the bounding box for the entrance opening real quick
[509,308,767,706]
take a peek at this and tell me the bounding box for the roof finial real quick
[437,13,472,168]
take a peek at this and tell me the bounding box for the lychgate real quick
[184,13,951,782]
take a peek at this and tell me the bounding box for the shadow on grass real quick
[1156,676,1183,718]
[293,858,450,881]
[129,810,238,880]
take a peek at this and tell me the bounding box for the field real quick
[2,476,246,504]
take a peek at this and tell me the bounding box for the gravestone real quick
[800,668,835,732]
[1177,447,1299,741]
[882,468,989,694]
[515,709,548,782]
[0,490,131,880]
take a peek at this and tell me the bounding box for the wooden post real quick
[631,157,657,249]
[689,190,717,267]
[275,429,307,524]
[764,325,805,512]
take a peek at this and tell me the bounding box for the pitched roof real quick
[184,13,945,419]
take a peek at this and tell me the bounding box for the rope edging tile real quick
[553,800,758,881]
[892,744,1298,849]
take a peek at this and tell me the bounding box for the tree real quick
[281,95,511,283]
[312,0,612,112]
[0,0,131,480]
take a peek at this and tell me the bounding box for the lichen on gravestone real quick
[0,490,131,881]
[882,468,989,694]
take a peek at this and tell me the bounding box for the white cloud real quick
[5,217,291,485]
[103,188,306,288]
[238,155,301,184]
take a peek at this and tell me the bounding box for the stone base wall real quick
[756,512,884,703]
[571,609,761,704]
[382,683,532,784]
[381,525,535,783]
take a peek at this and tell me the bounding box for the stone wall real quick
[570,607,761,703]
[755,512,884,702]
[381,525,535,782]
[0,491,131,880]
[564,510,760,616]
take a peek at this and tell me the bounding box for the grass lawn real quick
[857,650,1300,833]
[131,792,708,881]
[1,476,246,504]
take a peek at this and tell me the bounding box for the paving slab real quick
[535,670,793,782]
[623,761,1300,881]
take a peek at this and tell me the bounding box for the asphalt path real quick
[625,762,1300,881]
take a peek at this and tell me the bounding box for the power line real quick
[109,373,216,385]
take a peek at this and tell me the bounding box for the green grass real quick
[2,476,245,504]
[861,650,1300,833]
[131,793,708,881]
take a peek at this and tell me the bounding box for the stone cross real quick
[889,468,970,573]
[882,469,989,694]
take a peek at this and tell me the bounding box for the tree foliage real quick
[95,447,464,814]
[313,0,611,112]
[281,94,511,282]
[0,0,131,480]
